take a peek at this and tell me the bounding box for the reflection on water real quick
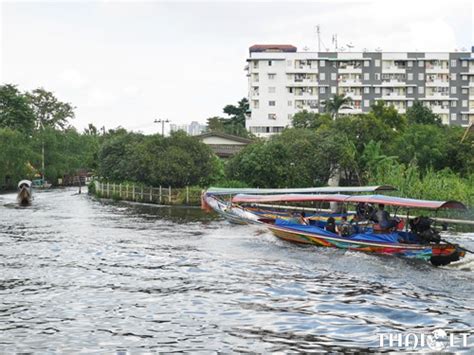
[0,188,473,352]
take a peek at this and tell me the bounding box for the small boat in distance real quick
[32,178,52,189]
[17,180,33,206]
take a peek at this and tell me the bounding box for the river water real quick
[0,188,473,353]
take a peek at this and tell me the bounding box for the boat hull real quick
[267,224,464,266]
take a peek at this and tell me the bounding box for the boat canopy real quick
[233,193,466,210]
[17,180,32,189]
[206,185,395,196]
[233,193,350,203]
[345,195,467,210]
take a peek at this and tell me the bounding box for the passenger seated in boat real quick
[371,204,397,230]
[325,217,337,233]
[337,216,354,237]
[298,211,309,225]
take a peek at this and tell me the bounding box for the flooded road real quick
[0,188,473,352]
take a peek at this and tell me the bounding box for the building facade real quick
[246,44,474,137]
[170,121,206,136]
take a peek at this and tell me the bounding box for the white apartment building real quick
[246,44,474,137]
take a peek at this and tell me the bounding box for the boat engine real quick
[409,216,441,244]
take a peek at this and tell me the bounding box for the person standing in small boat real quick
[372,204,397,230]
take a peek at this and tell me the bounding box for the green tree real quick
[390,124,448,171]
[0,128,36,188]
[322,94,352,119]
[206,98,251,138]
[26,88,75,130]
[369,101,407,131]
[406,101,442,126]
[291,110,332,129]
[0,84,36,134]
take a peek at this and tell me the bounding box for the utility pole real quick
[154,118,170,136]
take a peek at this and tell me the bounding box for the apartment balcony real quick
[382,66,406,74]
[295,104,319,111]
[425,80,449,87]
[341,92,362,101]
[287,66,318,73]
[338,79,363,87]
[338,66,362,74]
[381,93,407,100]
[291,79,319,85]
[430,106,450,114]
[425,66,449,74]
[293,92,318,98]
[339,107,363,114]
[424,93,450,100]
[380,80,407,87]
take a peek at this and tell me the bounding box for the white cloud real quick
[59,69,88,89]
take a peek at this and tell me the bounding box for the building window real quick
[418,87,424,94]
[462,75,468,81]
[268,60,272,66]
[320,87,326,94]
[375,59,380,67]
[451,113,457,120]
[418,60,424,67]
[374,87,381,94]
[268,113,276,120]
[320,60,325,67]
[407,87,413,94]
[320,73,326,81]
[451,73,457,81]
[331,73,337,81]
[253,100,259,109]
[418,73,424,81]
[407,61,413,67]
[451,101,457,107]
[407,73,413,81]
[407,101,413,107]
[451,59,457,67]
[269,100,276,106]
[363,99,370,107]
[451,86,457,94]
[364,87,370,94]
[364,73,370,80]
[268,73,276,80]
[462,114,468,121]
[462,60,468,67]
[268,87,276,93]
[462,88,468,94]
[288,114,293,120]
[364,60,370,67]
[462,100,468,107]
[374,73,380,80]
[331,86,336,94]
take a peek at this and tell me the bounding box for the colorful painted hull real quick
[266,223,465,266]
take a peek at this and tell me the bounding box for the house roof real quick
[196,131,253,144]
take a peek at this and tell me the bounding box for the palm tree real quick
[322,94,353,119]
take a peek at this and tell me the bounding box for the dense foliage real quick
[97,130,219,187]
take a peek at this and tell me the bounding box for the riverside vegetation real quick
[1,84,473,208]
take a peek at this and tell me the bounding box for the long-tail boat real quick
[232,193,468,266]
[202,186,395,225]
[17,180,33,206]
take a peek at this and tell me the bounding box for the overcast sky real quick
[1,0,473,134]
